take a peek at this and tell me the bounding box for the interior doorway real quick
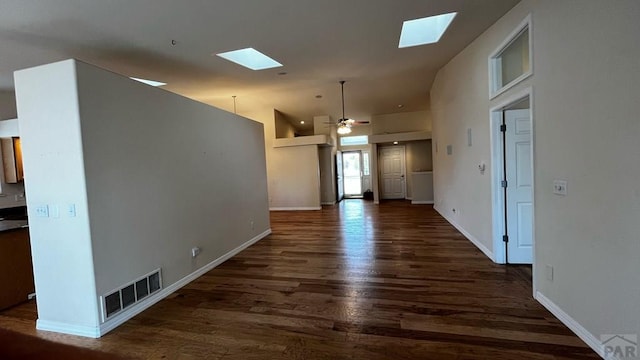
[491,88,534,265]
[342,151,363,198]
[379,145,406,200]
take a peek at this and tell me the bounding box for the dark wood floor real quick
[0,200,597,359]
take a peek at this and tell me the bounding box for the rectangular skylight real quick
[398,12,457,48]
[130,77,166,87]
[216,47,283,70]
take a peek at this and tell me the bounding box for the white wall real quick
[0,93,27,209]
[318,146,336,204]
[372,110,431,134]
[315,115,338,205]
[0,91,17,120]
[431,0,640,354]
[268,144,321,210]
[15,60,99,333]
[274,109,296,139]
[405,140,432,199]
[15,59,271,337]
[238,108,324,210]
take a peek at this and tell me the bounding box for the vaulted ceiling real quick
[0,0,519,130]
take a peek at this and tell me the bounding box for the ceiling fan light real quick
[337,125,352,135]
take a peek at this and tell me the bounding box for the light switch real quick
[67,204,77,217]
[553,180,568,196]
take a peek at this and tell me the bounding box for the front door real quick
[342,151,363,197]
[504,109,533,263]
[379,146,406,199]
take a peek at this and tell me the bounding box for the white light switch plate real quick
[67,204,77,217]
[553,180,567,195]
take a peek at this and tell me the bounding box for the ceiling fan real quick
[334,80,369,135]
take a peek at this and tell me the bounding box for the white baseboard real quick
[36,320,101,338]
[411,200,434,205]
[434,206,494,261]
[36,229,272,338]
[321,201,336,206]
[269,207,321,211]
[535,291,606,359]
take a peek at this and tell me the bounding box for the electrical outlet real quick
[546,264,554,281]
[35,205,49,217]
[191,247,201,258]
[553,180,567,196]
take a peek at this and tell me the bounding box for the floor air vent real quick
[102,269,162,321]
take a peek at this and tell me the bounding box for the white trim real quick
[535,291,607,359]
[36,229,272,338]
[435,205,494,261]
[97,228,271,337]
[273,134,331,148]
[489,87,534,269]
[36,320,101,338]
[489,14,533,99]
[321,201,336,206]
[269,207,321,211]
[411,200,434,205]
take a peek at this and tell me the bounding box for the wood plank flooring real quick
[0,200,598,359]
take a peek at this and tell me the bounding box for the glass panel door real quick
[342,151,363,197]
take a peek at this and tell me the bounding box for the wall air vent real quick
[101,269,162,321]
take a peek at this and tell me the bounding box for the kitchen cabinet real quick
[1,137,24,183]
[0,228,34,310]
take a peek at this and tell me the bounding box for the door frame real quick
[378,145,407,200]
[490,87,535,271]
[336,151,344,202]
[342,150,363,198]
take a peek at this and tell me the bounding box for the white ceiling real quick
[0,0,519,131]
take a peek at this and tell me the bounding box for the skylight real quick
[216,48,283,70]
[130,77,166,87]
[398,12,457,48]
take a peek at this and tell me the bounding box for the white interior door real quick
[336,151,344,201]
[505,109,533,263]
[379,146,406,199]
